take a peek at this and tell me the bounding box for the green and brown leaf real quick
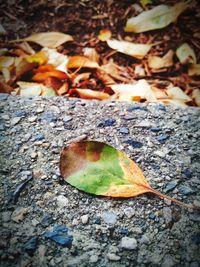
[60,141,195,209]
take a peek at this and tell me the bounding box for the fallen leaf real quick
[60,141,194,209]
[42,48,69,73]
[17,81,56,96]
[33,64,55,73]
[191,89,200,106]
[110,79,157,101]
[140,0,152,8]
[57,83,69,95]
[148,50,174,69]
[73,72,91,86]
[107,39,152,59]
[100,62,131,83]
[98,29,112,41]
[67,56,99,69]
[83,47,99,63]
[68,88,110,100]
[166,86,191,102]
[124,2,189,33]
[0,56,15,82]
[41,87,57,96]
[176,43,196,64]
[0,78,13,93]
[32,70,68,82]
[12,32,73,48]
[43,77,63,90]
[17,82,43,96]
[188,64,200,76]
[25,50,48,65]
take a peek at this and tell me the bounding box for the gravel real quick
[0,95,200,267]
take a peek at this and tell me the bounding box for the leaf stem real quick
[149,187,195,209]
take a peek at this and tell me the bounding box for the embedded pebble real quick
[11,207,28,222]
[163,207,172,224]
[11,117,21,126]
[56,195,69,208]
[121,237,137,250]
[89,255,99,263]
[81,214,89,224]
[28,116,37,122]
[107,253,121,261]
[124,207,135,218]
[102,211,117,224]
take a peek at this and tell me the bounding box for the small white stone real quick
[81,214,89,224]
[107,253,121,261]
[31,152,38,159]
[121,237,137,250]
[36,107,44,113]
[89,255,99,263]
[140,234,150,244]
[28,116,37,122]
[32,218,39,226]
[56,195,69,208]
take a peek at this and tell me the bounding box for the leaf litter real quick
[0,1,200,107]
[60,141,196,210]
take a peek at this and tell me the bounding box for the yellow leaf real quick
[12,32,73,48]
[140,0,152,8]
[125,2,189,33]
[176,43,196,64]
[25,51,48,65]
[107,39,152,59]
[98,29,112,41]
[148,50,174,69]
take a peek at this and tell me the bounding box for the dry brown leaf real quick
[12,32,73,48]
[176,43,196,64]
[73,72,91,86]
[110,79,157,101]
[69,88,110,100]
[17,81,56,96]
[148,50,174,69]
[166,86,191,102]
[83,47,99,63]
[107,39,152,59]
[57,83,69,96]
[67,56,99,69]
[100,62,131,82]
[125,2,189,33]
[191,89,200,106]
[188,64,200,76]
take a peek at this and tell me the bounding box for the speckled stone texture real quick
[0,95,200,267]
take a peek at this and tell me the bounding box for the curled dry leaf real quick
[57,83,69,96]
[98,29,112,41]
[17,81,56,96]
[68,88,110,100]
[32,69,68,82]
[100,62,131,83]
[60,141,194,209]
[67,56,99,69]
[83,47,99,63]
[176,43,196,64]
[12,32,73,48]
[166,86,191,102]
[42,48,69,73]
[148,50,174,69]
[188,64,200,76]
[110,79,157,101]
[124,2,189,33]
[107,39,152,59]
[191,89,200,107]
